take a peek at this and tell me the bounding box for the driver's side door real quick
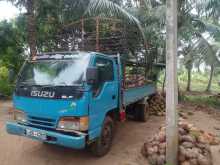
[88,57,118,139]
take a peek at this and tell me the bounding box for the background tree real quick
[1,0,220,95]
[8,0,37,57]
[0,19,25,95]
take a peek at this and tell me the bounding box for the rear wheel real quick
[135,101,150,122]
[90,116,114,157]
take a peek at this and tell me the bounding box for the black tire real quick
[90,116,114,157]
[135,102,150,122]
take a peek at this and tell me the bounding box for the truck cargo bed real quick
[123,84,156,106]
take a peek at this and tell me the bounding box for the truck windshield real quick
[18,54,90,86]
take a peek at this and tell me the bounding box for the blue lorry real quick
[6,51,156,156]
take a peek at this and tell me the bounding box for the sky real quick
[0,1,23,21]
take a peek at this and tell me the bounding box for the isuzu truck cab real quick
[6,51,156,156]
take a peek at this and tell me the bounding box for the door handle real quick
[112,95,116,100]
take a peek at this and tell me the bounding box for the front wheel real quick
[90,116,114,157]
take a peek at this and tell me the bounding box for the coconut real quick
[141,120,219,165]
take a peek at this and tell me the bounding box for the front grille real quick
[27,116,56,128]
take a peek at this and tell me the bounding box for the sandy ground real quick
[0,100,163,165]
[0,101,220,165]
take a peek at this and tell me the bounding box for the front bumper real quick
[6,121,86,149]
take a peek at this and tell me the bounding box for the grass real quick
[157,69,220,109]
[158,70,220,93]
[183,94,220,109]
[178,71,220,93]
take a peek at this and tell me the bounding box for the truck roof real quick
[31,51,165,68]
[32,51,115,61]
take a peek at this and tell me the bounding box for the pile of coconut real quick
[148,93,166,116]
[147,92,190,118]
[141,119,220,165]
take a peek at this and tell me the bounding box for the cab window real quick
[95,57,114,82]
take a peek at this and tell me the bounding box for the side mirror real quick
[86,67,98,85]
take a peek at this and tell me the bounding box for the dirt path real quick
[189,111,220,165]
[1,101,220,165]
[0,101,163,165]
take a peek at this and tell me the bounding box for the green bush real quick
[184,95,220,109]
[0,66,8,80]
[0,79,13,96]
[0,66,13,96]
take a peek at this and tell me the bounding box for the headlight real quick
[14,110,27,123]
[57,116,89,132]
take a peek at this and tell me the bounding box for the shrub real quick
[0,79,13,96]
[0,66,9,80]
[0,66,13,96]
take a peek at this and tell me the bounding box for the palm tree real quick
[203,43,220,92]
[192,0,220,92]
[187,35,220,92]
[26,0,37,57]
[8,0,37,57]
[205,0,220,21]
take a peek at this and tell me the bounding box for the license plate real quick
[26,129,46,140]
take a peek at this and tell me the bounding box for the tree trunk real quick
[197,59,201,73]
[206,64,214,92]
[197,66,201,73]
[186,67,192,91]
[162,71,166,93]
[26,0,37,57]
[166,0,178,164]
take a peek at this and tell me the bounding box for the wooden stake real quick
[81,18,85,49]
[166,0,178,164]
[96,17,100,52]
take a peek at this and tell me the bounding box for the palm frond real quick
[192,35,220,65]
[84,0,146,42]
[142,0,152,9]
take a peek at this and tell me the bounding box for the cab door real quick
[88,56,118,139]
